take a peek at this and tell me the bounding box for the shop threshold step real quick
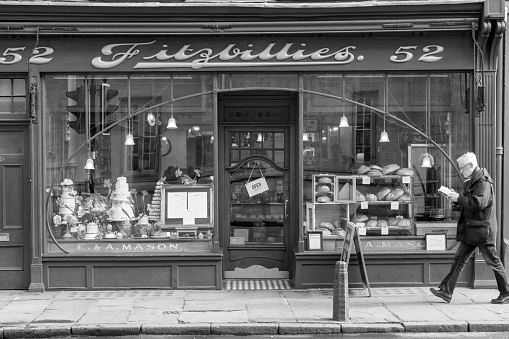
[223,279,293,290]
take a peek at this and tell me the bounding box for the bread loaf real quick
[376,187,392,201]
[366,193,377,202]
[357,165,371,175]
[386,188,405,201]
[377,219,388,227]
[316,185,330,193]
[397,194,411,201]
[316,196,331,203]
[397,219,412,227]
[367,170,382,177]
[366,220,378,228]
[319,222,335,231]
[356,190,366,201]
[356,214,369,222]
[387,218,400,226]
[382,164,401,175]
[356,222,366,227]
[396,168,414,177]
[318,177,333,184]
[370,165,383,171]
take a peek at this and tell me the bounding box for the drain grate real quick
[57,290,175,299]
[224,279,292,290]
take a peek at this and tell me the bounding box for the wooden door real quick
[0,124,30,289]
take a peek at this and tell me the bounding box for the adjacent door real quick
[219,92,296,279]
[0,124,30,289]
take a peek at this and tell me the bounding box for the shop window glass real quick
[303,72,471,244]
[218,73,298,90]
[0,78,26,116]
[43,74,214,254]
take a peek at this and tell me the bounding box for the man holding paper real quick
[430,152,509,304]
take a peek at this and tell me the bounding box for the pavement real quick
[1,286,509,338]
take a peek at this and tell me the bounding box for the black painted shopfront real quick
[0,0,505,291]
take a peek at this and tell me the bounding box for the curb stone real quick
[403,321,468,332]
[211,323,279,335]
[142,323,210,335]
[71,324,141,336]
[468,321,509,332]
[3,327,70,339]
[341,323,405,333]
[278,323,342,335]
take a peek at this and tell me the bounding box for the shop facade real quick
[0,0,505,291]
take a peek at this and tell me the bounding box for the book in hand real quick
[438,186,453,196]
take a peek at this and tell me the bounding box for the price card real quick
[402,176,411,183]
[381,227,389,235]
[358,227,367,236]
[361,201,369,209]
[362,176,370,184]
[391,201,399,210]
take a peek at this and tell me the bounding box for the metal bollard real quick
[332,260,348,321]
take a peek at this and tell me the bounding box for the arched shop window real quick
[302,73,471,236]
[43,74,214,243]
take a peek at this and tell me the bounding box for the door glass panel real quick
[230,159,285,245]
[0,132,23,154]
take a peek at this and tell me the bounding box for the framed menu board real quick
[161,184,213,226]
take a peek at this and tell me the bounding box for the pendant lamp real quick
[339,114,349,128]
[379,116,390,142]
[421,153,434,168]
[125,118,135,146]
[167,76,178,129]
[84,157,95,170]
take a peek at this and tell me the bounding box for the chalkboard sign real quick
[340,222,371,297]
[161,184,213,226]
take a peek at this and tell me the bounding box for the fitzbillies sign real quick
[0,36,472,72]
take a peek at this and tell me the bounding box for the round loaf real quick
[356,191,366,201]
[316,185,330,193]
[366,220,378,228]
[370,165,383,171]
[398,219,412,227]
[316,196,331,203]
[366,193,377,202]
[387,218,400,226]
[356,222,366,227]
[377,219,388,227]
[318,177,332,184]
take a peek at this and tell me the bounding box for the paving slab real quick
[127,308,179,323]
[184,298,246,312]
[75,310,131,325]
[179,310,249,323]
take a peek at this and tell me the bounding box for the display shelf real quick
[312,174,336,203]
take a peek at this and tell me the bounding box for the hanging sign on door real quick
[245,162,269,197]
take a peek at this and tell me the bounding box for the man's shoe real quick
[430,287,452,303]
[491,293,509,304]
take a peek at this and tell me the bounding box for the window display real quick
[43,74,215,254]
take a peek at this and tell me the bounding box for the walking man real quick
[430,152,509,304]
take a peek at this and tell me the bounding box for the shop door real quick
[223,125,292,279]
[0,124,30,289]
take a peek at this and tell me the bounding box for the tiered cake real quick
[59,179,76,216]
[148,178,164,221]
[108,177,135,221]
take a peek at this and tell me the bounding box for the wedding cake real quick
[108,177,135,221]
[148,178,164,221]
[59,179,76,216]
